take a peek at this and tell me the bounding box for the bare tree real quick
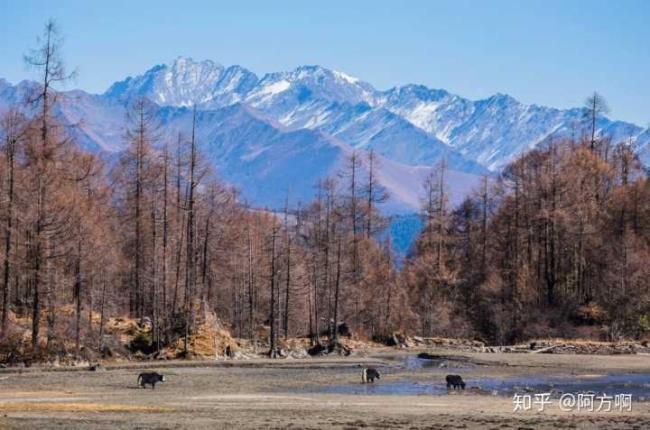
[23,19,76,353]
[0,109,27,334]
[118,98,160,318]
[584,92,609,151]
[364,149,388,238]
[268,222,280,357]
[183,107,199,356]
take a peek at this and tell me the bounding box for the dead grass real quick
[0,402,173,413]
[0,391,76,398]
[167,310,239,358]
[105,317,140,346]
[525,337,641,346]
[2,308,110,357]
[412,336,483,347]
[56,305,104,326]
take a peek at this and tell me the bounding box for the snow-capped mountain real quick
[379,85,647,170]
[98,57,649,171]
[246,65,374,108]
[106,57,258,108]
[1,57,649,216]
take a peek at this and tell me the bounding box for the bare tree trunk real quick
[31,187,43,354]
[481,176,488,274]
[45,260,56,349]
[98,275,107,349]
[200,204,211,303]
[87,275,93,341]
[384,244,392,334]
[366,150,374,238]
[184,110,196,354]
[246,222,256,348]
[590,97,596,151]
[172,211,185,313]
[283,203,291,339]
[436,161,446,272]
[308,261,315,343]
[332,235,342,342]
[74,241,82,358]
[126,101,151,319]
[151,199,159,351]
[283,235,291,339]
[183,107,198,356]
[350,153,360,283]
[268,225,279,357]
[172,134,184,315]
[1,115,18,334]
[161,143,169,338]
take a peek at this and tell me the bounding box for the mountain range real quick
[1,56,649,219]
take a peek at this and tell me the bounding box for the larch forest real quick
[1,20,649,363]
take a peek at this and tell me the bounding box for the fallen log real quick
[529,344,557,354]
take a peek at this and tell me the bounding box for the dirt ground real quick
[0,349,648,429]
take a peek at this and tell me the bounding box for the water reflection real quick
[309,355,650,401]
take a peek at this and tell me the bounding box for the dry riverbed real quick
[0,349,648,429]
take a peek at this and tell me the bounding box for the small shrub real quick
[128,331,156,355]
[570,303,608,325]
[637,314,650,338]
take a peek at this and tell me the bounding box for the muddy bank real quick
[0,350,648,429]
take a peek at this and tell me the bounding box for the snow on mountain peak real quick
[104,57,257,108]
[7,56,650,180]
[332,69,360,85]
[246,64,376,109]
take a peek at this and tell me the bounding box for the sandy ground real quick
[0,349,648,429]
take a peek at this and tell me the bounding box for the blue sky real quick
[1,0,649,125]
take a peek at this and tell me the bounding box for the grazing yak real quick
[445,374,465,390]
[361,367,381,383]
[137,372,166,389]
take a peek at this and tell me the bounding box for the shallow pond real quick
[312,373,650,400]
[307,356,650,400]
